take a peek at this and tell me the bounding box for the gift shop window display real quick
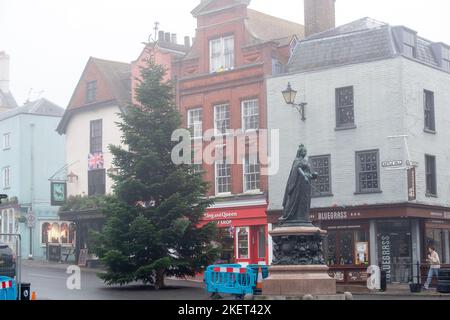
[212,225,268,265]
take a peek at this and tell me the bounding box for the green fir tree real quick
[91,56,219,289]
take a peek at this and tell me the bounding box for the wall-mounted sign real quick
[51,182,67,206]
[407,167,416,201]
[382,160,403,168]
[315,211,362,221]
[88,153,104,170]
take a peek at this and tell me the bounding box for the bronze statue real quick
[280,145,318,226]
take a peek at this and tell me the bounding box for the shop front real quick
[268,202,450,285]
[201,203,268,266]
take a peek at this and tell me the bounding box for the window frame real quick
[424,90,436,133]
[236,226,250,260]
[242,155,261,194]
[187,108,203,140]
[241,99,260,132]
[3,133,10,150]
[86,80,97,103]
[2,166,11,189]
[425,154,437,197]
[355,150,381,194]
[403,31,417,58]
[209,35,235,73]
[335,86,356,129]
[90,119,103,154]
[215,160,232,196]
[88,169,106,196]
[213,103,231,137]
[310,155,333,198]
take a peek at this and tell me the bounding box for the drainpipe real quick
[29,123,35,260]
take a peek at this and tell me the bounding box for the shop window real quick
[41,222,76,246]
[325,228,369,266]
[426,228,444,261]
[257,226,266,259]
[236,227,249,260]
[215,227,235,264]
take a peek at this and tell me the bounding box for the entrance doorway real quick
[377,220,412,283]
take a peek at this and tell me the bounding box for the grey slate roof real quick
[0,89,18,109]
[0,98,64,122]
[288,17,449,74]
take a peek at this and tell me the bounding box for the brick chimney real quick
[0,51,10,93]
[304,0,336,37]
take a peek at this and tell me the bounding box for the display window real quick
[41,221,76,246]
[236,227,250,260]
[325,227,369,266]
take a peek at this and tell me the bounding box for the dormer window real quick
[210,35,234,73]
[443,48,450,72]
[86,80,97,103]
[403,31,416,58]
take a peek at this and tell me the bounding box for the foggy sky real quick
[1,0,449,108]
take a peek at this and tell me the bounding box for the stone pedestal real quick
[263,226,337,297]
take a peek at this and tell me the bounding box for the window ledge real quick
[424,129,437,135]
[312,193,334,199]
[354,190,383,195]
[426,193,438,198]
[2,147,11,151]
[215,193,233,198]
[335,125,357,131]
[241,190,263,196]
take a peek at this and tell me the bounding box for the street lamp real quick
[282,82,308,121]
[107,166,119,176]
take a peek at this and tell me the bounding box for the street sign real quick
[408,167,417,201]
[26,213,36,228]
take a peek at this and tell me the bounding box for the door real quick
[377,220,412,283]
[250,225,267,265]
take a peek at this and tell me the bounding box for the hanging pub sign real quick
[88,152,104,170]
[51,182,67,206]
[407,167,417,201]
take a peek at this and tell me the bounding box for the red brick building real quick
[175,0,304,265]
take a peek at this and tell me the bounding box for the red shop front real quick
[200,204,268,266]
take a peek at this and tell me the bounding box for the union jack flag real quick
[88,153,104,170]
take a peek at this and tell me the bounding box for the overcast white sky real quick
[1,0,449,108]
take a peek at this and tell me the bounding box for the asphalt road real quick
[18,263,450,301]
[21,263,211,300]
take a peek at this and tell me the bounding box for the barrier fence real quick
[0,233,22,300]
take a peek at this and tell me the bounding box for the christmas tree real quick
[91,56,218,289]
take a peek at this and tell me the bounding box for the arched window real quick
[50,223,60,244]
[60,223,69,244]
[69,223,76,245]
[42,222,50,244]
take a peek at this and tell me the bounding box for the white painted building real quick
[56,57,131,263]
[266,18,450,284]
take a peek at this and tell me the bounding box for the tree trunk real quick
[155,269,165,290]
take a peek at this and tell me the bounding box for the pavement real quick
[16,260,450,300]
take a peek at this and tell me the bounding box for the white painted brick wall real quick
[267,57,450,211]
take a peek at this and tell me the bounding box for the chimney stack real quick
[304,0,336,38]
[0,51,10,93]
[184,36,191,48]
[158,30,165,42]
[164,32,171,43]
[171,33,177,44]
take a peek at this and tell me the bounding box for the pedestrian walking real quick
[424,246,441,290]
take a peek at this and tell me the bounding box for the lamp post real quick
[282,82,308,121]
